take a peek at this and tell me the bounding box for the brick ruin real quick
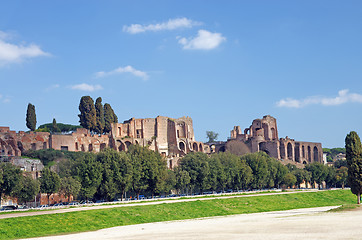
[207,115,323,166]
[0,116,206,169]
[0,115,322,169]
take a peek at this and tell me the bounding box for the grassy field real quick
[0,189,356,239]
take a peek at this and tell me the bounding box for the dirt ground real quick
[25,205,362,240]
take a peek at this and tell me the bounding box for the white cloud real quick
[276,89,362,108]
[96,65,149,80]
[71,83,103,92]
[0,94,11,103]
[45,84,60,92]
[123,17,202,34]
[178,29,226,50]
[0,31,50,65]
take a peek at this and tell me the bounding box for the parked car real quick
[69,201,80,206]
[0,205,17,211]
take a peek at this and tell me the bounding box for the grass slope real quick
[0,190,356,239]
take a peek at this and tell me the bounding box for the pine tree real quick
[95,97,105,134]
[52,118,61,133]
[78,96,96,131]
[345,131,362,204]
[104,103,118,133]
[26,103,37,131]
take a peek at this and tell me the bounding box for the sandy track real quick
[24,206,362,240]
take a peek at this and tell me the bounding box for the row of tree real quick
[4,146,351,206]
[78,96,118,134]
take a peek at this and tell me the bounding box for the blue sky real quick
[1,1,362,148]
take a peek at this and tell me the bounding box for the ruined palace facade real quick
[1,115,322,167]
[208,115,323,165]
[0,116,205,168]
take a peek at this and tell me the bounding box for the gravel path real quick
[24,205,362,240]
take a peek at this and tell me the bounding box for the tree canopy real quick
[206,131,219,143]
[345,131,362,204]
[26,103,37,131]
[78,96,97,131]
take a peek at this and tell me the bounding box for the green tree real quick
[206,131,218,143]
[242,152,270,189]
[179,152,210,193]
[292,168,311,188]
[72,152,102,200]
[26,103,37,131]
[345,131,362,204]
[0,163,21,206]
[94,97,105,134]
[283,173,297,188]
[104,103,118,133]
[52,118,61,133]
[128,145,167,198]
[336,166,348,189]
[174,167,191,194]
[78,96,96,131]
[40,168,61,205]
[13,174,40,205]
[59,177,81,202]
[113,151,132,201]
[305,162,328,189]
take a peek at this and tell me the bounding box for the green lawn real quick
[0,189,356,239]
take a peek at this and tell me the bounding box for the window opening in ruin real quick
[271,128,276,140]
[89,144,93,152]
[199,143,203,152]
[295,146,300,162]
[75,142,79,151]
[302,146,305,158]
[136,129,141,138]
[279,144,285,159]
[169,160,173,169]
[179,142,185,152]
[313,146,319,162]
[100,143,106,151]
[192,142,198,152]
[118,127,121,136]
[308,146,311,162]
[61,146,69,151]
[43,142,47,149]
[31,143,36,150]
[81,144,85,152]
[177,130,180,138]
[287,143,293,160]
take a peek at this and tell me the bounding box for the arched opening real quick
[279,143,285,159]
[199,143,203,152]
[135,140,139,145]
[302,145,305,158]
[179,142,185,152]
[118,142,126,152]
[125,141,132,150]
[75,142,79,151]
[271,128,276,140]
[313,146,319,162]
[219,146,226,152]
[287,142,293,160]
[100,143,106,151]
[308,146,311,162]
[89,144,93,152]
[303,161,307,164]
[81,144,85,152]
[295,146,300,162]
[259,142,270,156]
[118,127,121,136]
[192,142,198,152]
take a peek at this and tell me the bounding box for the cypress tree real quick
[104,103,118,133]
[78,96,96,131]
[95,97,105,134]
[52,118,61,133]
[26,103,37,131]
[345,131,362,204]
